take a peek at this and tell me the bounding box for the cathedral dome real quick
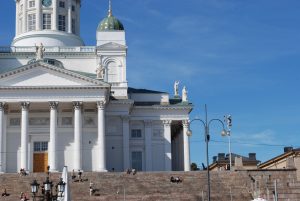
[97,1,124,31]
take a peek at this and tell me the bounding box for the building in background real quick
[209,153,260,171]
[0,0,192,173]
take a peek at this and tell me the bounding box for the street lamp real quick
[30,177,65,201]
[223,115,232,170]
[30,179,39,201]
[57,178,66,197]
[187,104,227,201]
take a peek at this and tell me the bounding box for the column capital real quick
[97,100,106,110]
[162,120,172,127]
[182,120,189,128]
[144,120,152,128]
[21,102,30,110]
[49,102,59,110]
[73,101,82,110]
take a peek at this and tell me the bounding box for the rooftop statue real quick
[35,43,45,61]
[174,81,180,97]
[96,63,105,79]
[182,86,188,102]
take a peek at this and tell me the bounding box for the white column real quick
[21,102,30,171]
[67,0,72,33]
[49,102,58,172]
[97,101,107,172]
[36,0,42,30]
[2,106,7,173]
[22,0,27,33]
[144,120,152,171]
[73,101,82,170]
[122,116,130,170]
[52,0,58,30]
[76,1,80,35]
[0,103,5,173]
[183,120,191,171]
[163,120,172,171]
[15,1,19,35]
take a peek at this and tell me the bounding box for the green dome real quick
[97,14,124,31]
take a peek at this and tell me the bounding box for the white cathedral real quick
[0,0,192,173]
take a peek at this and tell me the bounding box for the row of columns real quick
[16,0,76,35]
[0,101,107,172]
[0,101,190,172]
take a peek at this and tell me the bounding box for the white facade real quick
[0,0,192,173]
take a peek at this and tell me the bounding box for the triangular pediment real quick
[0,61,110,88]
[97,42,127,50]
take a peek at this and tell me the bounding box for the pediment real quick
[0,61,109,88]
[97,42,127,50]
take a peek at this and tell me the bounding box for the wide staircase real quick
[0,170,299,201]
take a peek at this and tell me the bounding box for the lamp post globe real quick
[44,177,52,192]
[31,179,39,194]
[57,178,66,194]
[221,129,227,136]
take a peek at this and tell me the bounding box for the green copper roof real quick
[97,15,124,31]
[97,1,124,31]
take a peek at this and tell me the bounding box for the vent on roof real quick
[218,153,225,161]
[284,147,293,153]
[248,153,256,160]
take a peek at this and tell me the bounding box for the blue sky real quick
[1,0,300,168]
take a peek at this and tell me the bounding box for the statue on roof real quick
[35,43,45,61]
[96,63,105,79]
[182,86,188,102]
[174,81,180,97]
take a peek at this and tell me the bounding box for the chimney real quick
[213,156,217,163]
[218,153,225,161]
[284,147,293,153]
[249,153,256,161]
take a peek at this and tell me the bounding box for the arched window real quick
[107,61,118,83]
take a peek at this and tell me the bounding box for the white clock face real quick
[42,0,52,7]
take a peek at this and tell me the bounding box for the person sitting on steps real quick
[2,188,9,197]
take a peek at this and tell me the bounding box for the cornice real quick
[0,86,109,90]
[109,99,134,105]
[0,61,110,87]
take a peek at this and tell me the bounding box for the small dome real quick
[97,15,124,31]
[97,1,124,31]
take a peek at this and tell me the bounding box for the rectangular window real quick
[34,142,48,152]
[72,18,76,34]
[84,116,96,126]
[72,5,75,11]
[41,142,48,151]
[132,151,143,171]
[29,117,50,126]
[59,1,65,8]
[10,118,21,126]
[62,117,72,126]
[43,13,51,29]
[28,13,36,31]
[131,129,142,138]
[34,142,41,152]
[29,0,35,8]
[58,15,66,31]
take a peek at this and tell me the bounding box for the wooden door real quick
[33,153,48,172]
